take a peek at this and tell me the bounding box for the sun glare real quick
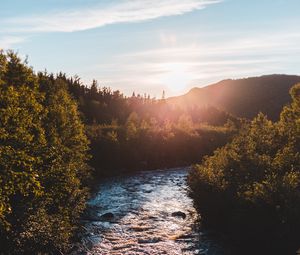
[160,63,191,94]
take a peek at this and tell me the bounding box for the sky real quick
[1,0,300,97]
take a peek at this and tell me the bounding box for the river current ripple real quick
[78,168,227,255]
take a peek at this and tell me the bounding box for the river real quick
[77,168,232,255]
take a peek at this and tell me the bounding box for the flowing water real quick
[78,168,230,255]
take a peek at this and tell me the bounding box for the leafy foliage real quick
[188,83,300,252]
[0,51,90,254]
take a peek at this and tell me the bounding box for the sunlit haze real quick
[1,0,300,97]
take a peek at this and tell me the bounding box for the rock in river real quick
[171,211,186,219]
[101,212,114,220]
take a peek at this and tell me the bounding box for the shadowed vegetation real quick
[54,73,240,176]
[188,83,300,254]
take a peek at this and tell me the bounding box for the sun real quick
[161,63,191,94]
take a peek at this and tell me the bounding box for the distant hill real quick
[167,74,300,120]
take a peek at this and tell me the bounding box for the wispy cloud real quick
[0,36,25,49]
[4,0,222,33]
[86,32,300,96]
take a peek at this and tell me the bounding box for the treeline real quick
[188,84,300,254]
[58,74,234,126]
[0,51,90,254]
[87,118,237,176]
[55,73,239,176]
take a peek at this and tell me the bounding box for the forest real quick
[1,50,300,254]
[54,68,240,176]
[0,51,238,253]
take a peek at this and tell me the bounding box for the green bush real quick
[0,51,90,254]
[188,84,300,252]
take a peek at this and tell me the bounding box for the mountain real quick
[167,74,300,120]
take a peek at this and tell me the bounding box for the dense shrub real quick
[188,84,300,253]
[86,117,237,176]
[0,51,90,254]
